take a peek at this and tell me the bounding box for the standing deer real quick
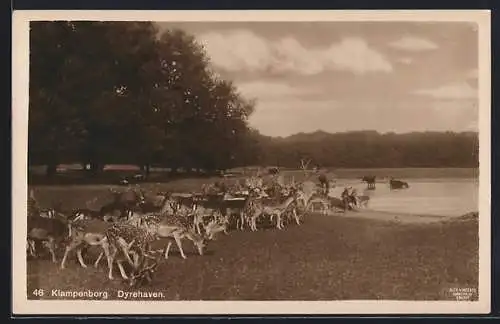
[361,176,376,190]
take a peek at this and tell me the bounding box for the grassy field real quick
[27,213,478,301]
[25,175,479,301]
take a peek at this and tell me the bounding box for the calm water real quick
[328,178,479,217]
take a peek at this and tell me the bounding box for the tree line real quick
[252,130,479,169]
[29,21,257,177]
[28,22,479,178]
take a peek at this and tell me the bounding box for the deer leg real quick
[164,241,172,259]
[238,212,244,230]
[293,208,300,225]
[27,239,36,257]
[94,252,104,268]
[251,210,260,231]
[173,234,187,259]
[105,243,115,280]
[281,212,287,229]
[46,237,57,263]
[254,213,260,231]
[118,238,135,267]
[323,202,329,215]
[279,212,285,229]
[195,220,202,235]
[274,212,282,229]
[76,248,88,268]
[116,260,129,280]
[67,223,73,238]
[61,240,80,269]
[130,250,141,268]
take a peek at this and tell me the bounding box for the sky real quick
[156,21,479,137]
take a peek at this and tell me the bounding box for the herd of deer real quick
[26,168,372,288]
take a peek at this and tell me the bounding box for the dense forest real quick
[254,130,478,169]
[28,21,479,178]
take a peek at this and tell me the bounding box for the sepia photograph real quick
[12,10,491,315]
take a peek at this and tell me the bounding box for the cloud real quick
[248,98,478,137]
[389,36,438,51]
[428,100,478,131]
[464,121,478,131]
[413,81,477,99]
[248,99,340,136]
[237,81,320,100]
[397,57,413,65]
[465,68,478,80]
[197,30,392,75]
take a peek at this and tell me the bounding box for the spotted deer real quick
[95,222,158,281]
[60,219,114,273]
[251,191,300,230]
[127,249,162,287]
[28,213,71,262]
[140,203,207,260]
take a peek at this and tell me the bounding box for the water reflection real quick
[329,178,479,217]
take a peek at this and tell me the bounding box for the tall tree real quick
[29,21,160,175]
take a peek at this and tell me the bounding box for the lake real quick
[327,178,479,217]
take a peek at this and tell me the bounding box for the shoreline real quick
[28,176,478,189]
[317,208,477,224]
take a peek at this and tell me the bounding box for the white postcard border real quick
[12,9,491,315]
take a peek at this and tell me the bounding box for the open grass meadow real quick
[27,212,478,301]
[25,169,479,301]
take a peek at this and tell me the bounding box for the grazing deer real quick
[221,195,248,232]
[138,204,208,260]
[306,190,347,215]
[70,208,102,222]
[65,220,153,281]
[192,204,223,235]
[248,188,299,231]
[38,208,56,219]
[356,195,370,208]
[389,178,410,190]
[237,188,268,231]
[27,189,58,219]
[127,250,162,288]
[27,214,70,262]
[191,190,244,233]
[203,219,227,240]
[96,188,138,221]
[136,190,168,213]
[361,175,377,190]
[26,238,37,257]
[326,196,348,213]
[60,220,114,273]
[96,222,158,281]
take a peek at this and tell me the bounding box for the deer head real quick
[169,201,180,214]
[128,251,161,288]
[204,219,224,240]
[299,158,312,179]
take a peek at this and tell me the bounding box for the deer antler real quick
[169,202,177,212]
[300,158,311,171]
